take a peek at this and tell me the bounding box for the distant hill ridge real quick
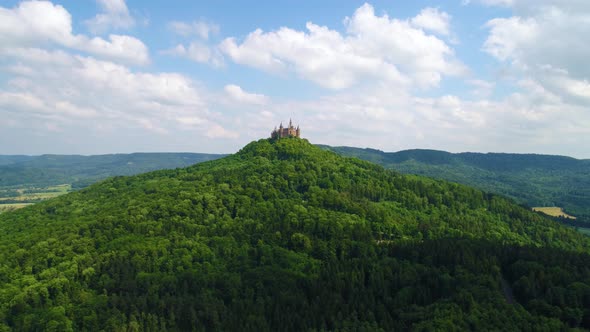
[318,146,587,169]
[319,146,590,221]
[0,152,225,188]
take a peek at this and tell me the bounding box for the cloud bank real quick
[1,1,589,157]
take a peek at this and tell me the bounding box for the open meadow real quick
[0,203,33,213]
[532,206,577,219]
[0,184,70,213]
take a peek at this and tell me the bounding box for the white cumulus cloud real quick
[410,7,452,36]
[0,1,149,65]
[85,0,135,34]
[219,3,465,90]
[482,0,590,105]
[168,20,220,40]
[161,42,223,67]
[206,124,239,139]
[0,48,236,146]
[224,84,269,105]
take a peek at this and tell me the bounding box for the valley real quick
[0,153,225,213]
[0,184,71,213]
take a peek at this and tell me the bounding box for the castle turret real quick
[271,120,301,139]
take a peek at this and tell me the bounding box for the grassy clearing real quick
[532,206,576,219]
[0,184,71,213]
[0,184,70,202]
[0,203,33,213]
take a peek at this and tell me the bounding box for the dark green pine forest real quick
[1,138,590,331]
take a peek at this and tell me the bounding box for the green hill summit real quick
[1,138,590,331]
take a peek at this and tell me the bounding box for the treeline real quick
[1,138,589,331]
[0,198,43,204]
[552,215,590,229]
[321,146,590,222]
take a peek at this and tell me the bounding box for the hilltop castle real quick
[271,119,300,139]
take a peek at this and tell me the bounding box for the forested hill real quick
[1,138,590,330]
[0,155,34,166]
[4,147,589,223]
[0,152,224,188]
[319,145,590,221]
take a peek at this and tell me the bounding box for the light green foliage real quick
[1,138,589,331]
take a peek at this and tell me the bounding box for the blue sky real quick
[1,0,589,158]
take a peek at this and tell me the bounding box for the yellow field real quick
[0,203,33,213]
[532,207,576,219]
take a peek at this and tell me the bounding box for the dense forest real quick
[320,146,590,223]
[3,147,589,225]
[1,138,590,331]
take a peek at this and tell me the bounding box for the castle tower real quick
[271,120,301,139]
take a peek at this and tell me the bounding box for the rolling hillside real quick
[0,153,225,189]
[1,138,589,330]
[3,147,589,225]
[320,146,590,222]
